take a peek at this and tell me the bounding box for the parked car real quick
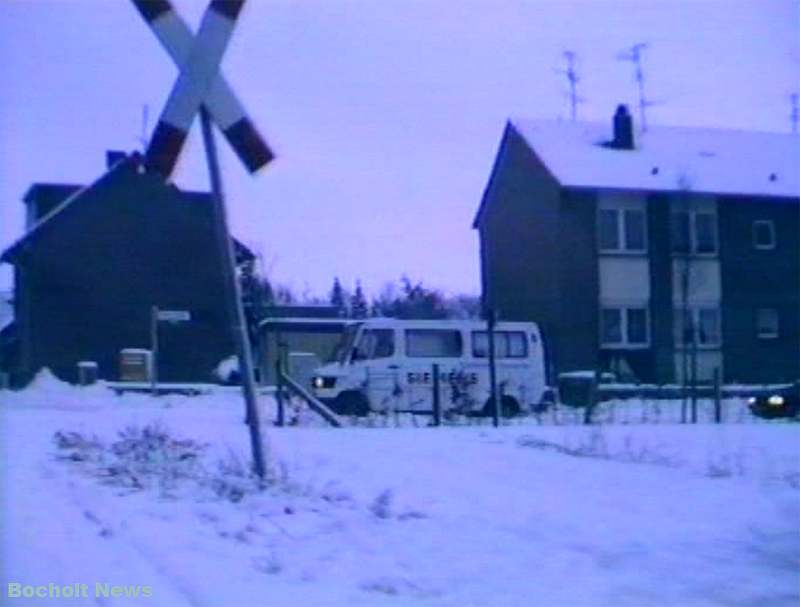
[747,383,800,419]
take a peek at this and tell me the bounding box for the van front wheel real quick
[482,395,520,418]
[332,391,370,417]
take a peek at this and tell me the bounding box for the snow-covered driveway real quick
[1,380,798,607]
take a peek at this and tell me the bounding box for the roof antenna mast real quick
[559,50,583,121]
[617,43,653,132]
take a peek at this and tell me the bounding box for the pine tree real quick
[329,277,346,315]
[351,281,369,319]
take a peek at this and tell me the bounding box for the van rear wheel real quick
[482,395,520,418]
[332,391,370,417]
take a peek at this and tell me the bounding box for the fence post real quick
[487,308,500,427]
[275,357,285,427]
[432,363,442,427]
[713,367,722,424]
[150,305,159,396]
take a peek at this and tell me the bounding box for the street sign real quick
[157,310,191,322]
[132,0,273,177]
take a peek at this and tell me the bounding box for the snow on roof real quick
[510,119,800,199]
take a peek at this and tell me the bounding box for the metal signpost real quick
[150,307,192,395]
[487,308,500,427]
[133,0,272,479]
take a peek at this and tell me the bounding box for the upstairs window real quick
[694,213,717,253]
[752,220,776,250]
[598,208,647,253]
[405,329,462,358]
[671,211,718,255]
[755,308,779,339]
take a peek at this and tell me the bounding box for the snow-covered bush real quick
[53,423,276,500]
[53,430,103,461]
[213,356,240,384]
[107,423,206,493]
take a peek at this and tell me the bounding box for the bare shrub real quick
[53,423,274,501]
[369,489,394,519]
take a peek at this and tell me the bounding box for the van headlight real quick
[747,397,757,405]
[767,395,785,407]
[313,376,336,389]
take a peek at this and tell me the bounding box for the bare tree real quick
[674,174,699,423]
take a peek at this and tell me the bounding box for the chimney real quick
[106,150,127,169]
[612,104,634,150]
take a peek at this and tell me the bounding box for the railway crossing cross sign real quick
[132,0,273,177]
[133,0,269,478]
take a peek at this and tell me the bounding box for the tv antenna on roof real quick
[617,43,655,132]
[557,50,585,121]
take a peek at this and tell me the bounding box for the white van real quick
[311,318,546,417]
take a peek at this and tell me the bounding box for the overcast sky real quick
[1,0,797,298]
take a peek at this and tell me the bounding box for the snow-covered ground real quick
[1,373,798,607]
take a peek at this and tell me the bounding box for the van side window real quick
[354,329,395,360]
[472,331,528,358]
[405,329,462,357]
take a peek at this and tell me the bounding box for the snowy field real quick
[1,373,798,607]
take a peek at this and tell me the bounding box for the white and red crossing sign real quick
[132,0,273,177]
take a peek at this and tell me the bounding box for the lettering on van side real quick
[407,371,478,385]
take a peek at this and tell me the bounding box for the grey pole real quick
[488,308,500,427]
[151,305,159,395]
[199,107,267,480]
[432,363,442,427]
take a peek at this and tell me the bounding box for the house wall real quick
[648,193,676,383]
[13,164,236,384]
[477,125,563,380]
[718,196,800,383]
[558,189,600,373]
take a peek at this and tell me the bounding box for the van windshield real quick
[329,323,362,363]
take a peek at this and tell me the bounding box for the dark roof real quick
[23,183,83,206]
[2,154,255,264]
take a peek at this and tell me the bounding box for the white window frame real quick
[752,220,776,250]
[598,208,648,254]
[755,308,779,339]
[600,305,650,349]
[674,306,722,349]
[671,210,718,256]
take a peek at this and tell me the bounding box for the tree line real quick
[240,260,480,327]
